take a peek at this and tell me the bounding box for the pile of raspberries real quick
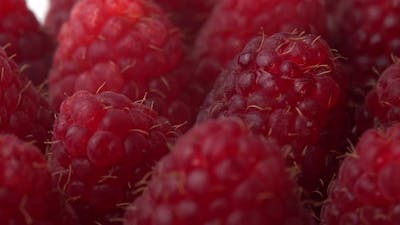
[2,0,400,224]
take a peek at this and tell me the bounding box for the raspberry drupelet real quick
[0,134,78,225]
[322,123,400,225]
[198,32,348,194]
[0,47,53,150]
[124,119,316,225]
[0,0,53,85]
[50,90,180,225]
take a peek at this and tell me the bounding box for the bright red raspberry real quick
[48,0,189,127]
[321,123,400,225]
[50,90,179,225]
[124,119,315,225]
[154,0,218,43]
[0,134,78,225]
[198,32,347,194]
[45,0,80,39]
[192,0,327,95]
[356,62,400,134]
[332,0,400,104]
[0,47,53,150]
[0,0,53,85]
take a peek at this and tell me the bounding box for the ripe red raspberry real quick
[355,62,400,134]
[0,47,53,150]
[0,134,78,225]
[50,90,179,225]
[332,0,400,104]
[48,0,189,127]
[45,0,80,39]
[0,0,53,85]
[198,32,347,193]
[154,0,218,43]
[192,0,327,95]
[321,123,400,225]
[124,119,315,225]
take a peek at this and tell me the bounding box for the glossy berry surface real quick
[0,0,53,85]
[192,0,327,94]
[45,0,80,39]
[50,90,179,225]
[0,47,53,150]
[198,32,347,193]
[48,0,185,124]
[332,0,400,104]
[322,123,400,225]
[124,119,315,225]
[0,134,78,225]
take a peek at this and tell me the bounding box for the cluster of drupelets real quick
[1,0,400,225]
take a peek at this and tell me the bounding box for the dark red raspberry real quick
[0,0,53,85]
[124,119,315,225]
[48,0,189,127]
[198,32,347,194]
[0,134,78,225]
[0,47,53,150]
[332,0,400,104]
[45,0,80,39]
[50,90,179,225]
[192,0,327,95]
[356,62,400,134]
[154,0,218,43]
[321,123,400,225]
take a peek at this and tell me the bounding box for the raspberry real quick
[192,0,327,95]
[45,0,217,43]
[197,32,347,193]
[356,62,400,134]
[48,0,188,127]
[321,123,400,225]
[332,0,400,104]
[45,0,80,39]
[49,90,179,225]
[0,47,53,150]
[154,0,218,43]
[124,119,315,225]
[0,134,78,225]
[0,0,53,85]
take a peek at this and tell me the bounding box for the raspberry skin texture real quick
[48,0,184,115]
[0,48,53,150]
[154,0,218,43]
[50,90,180,225]
[0,0,54,85]
[321,123,400,225]
[124,119,315,225]
[192,0,327,93]
[356,63,400,134]
[45,0,80,39]
[197,32,347,193]
[0,134,78,225]
[332,0,400,104]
